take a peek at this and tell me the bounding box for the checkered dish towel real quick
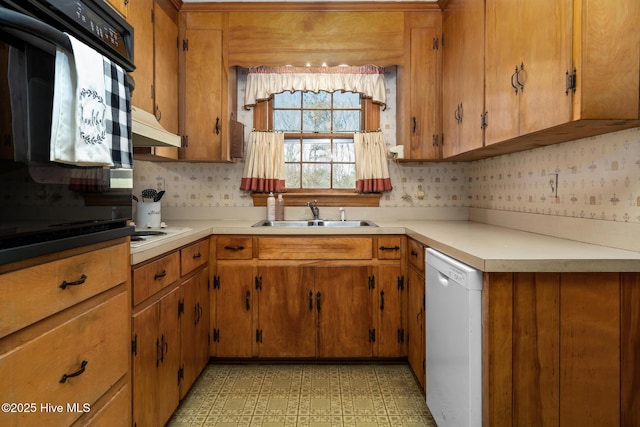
[50,34,132,168]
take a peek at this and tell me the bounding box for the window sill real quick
[251,191,382,207]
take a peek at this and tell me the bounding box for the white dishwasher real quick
[425,248,482,427]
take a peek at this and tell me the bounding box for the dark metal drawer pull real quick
[59,360,88,383]
[379,246,400,251]
[154,270,167,280]
[224,245,245,251]
[192,252,202,259]
[59,274,87,290]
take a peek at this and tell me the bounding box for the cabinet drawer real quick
[181,239,209,276]
[132,252,180,305]
[216,236,253,259]
[407,239,425,273]
[0,242,128,339]
[376,237,403,260]
[0,291,129,427]
[82,382,130,427]
[258,237,372,260]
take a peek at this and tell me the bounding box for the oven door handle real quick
[0,6,71,52]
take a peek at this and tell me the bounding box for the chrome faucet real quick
[307,200,320,220]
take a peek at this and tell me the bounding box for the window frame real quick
[250,93,383,207]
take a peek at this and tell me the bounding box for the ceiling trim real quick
[180,1,441,12]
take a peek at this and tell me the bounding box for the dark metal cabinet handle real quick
[215,117,220,135]
[309,291,313,311]
[411,250,418,257]
[511,66,519,94]
[380,291,385,311]
[246,291,251,310]
[59,274,87,289]
[60,360,88,383]
[224,245,245,251]
[515,63,525,92]
[316,292,321,312]
[154,270,167,280]
[155,105,162,121]
[379,246,400,251]
[156,338,161,367]
[412,116,417,133]
[192,252,202,259]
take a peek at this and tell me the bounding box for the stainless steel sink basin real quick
[252,220,378,228]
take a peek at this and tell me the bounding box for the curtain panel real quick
[354,131,392,193]
[244,65,386,108]
[240,130,285,193]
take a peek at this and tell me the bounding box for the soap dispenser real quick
[267,192,276,221]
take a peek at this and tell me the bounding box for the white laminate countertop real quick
[129,219,640,272]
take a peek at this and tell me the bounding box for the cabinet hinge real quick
[369,329,376,343]
[178,365,184,385]
[255,276,262,290]
[256,329,263,343]
[131,334,137,356]
[182,135,188,148]
[150,84,155,99]
[178,299,184,317]
[397,329,405,343]
[397,276,404,291]
[432,134,439,147]
[368,275,375,290]
[481,111,488,130]
[182,39,189,51]
[150,8,154,24]
[213,328,220,342]
[213,275,220,289]
[433,37,440,50]
[565,68,577,95]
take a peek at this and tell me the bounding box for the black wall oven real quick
[0,0,135,264]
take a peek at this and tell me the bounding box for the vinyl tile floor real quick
[166,363,438,427]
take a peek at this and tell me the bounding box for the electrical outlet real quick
[549,173,559,199]
[156,178,165,191]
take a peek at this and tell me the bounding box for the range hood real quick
[131,106,181,148]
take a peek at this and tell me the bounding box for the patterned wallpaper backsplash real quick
[134,126,640,224]
[133,67,640,224]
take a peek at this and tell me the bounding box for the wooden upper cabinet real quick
[128,0,179,160]
[442,0,485,158]
[128,0,154,112]
[398,12,442,161]
[181,13,232,161]
[477,0,640,156]
[485,0,572,146]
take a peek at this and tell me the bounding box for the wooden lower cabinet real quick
[0,238,131,427]
[132,286,180,427]
[131,238,210,427]
[211,235,406,360]
[407,262,425,392]
[482,271,640,427]
[180,267,210,398]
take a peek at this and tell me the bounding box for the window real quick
[251,89,383,207]
[272,90,362,190]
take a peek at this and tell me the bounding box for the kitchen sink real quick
[252,220,378,228]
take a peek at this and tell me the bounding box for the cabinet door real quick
[375,264,404,357]
[156,287,181,427]
[407,27,440,160]
[127,0,154,112]
[106,0,128,18]
[179,272,199,399]
[132,302,159,427]
[195,267,210,376]
[183,28,225,160]
[257,266,316,357]
[485,0,571,145]
[442,0,485,157]
[316,265,372,358]
[484,0,520,146]
[153,0,179,135]
[215,262,254,357]
[407,265,425,392]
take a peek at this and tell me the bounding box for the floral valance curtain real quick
[244,65,386,108]
[354,130,392,193]
[240,130,285,193]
